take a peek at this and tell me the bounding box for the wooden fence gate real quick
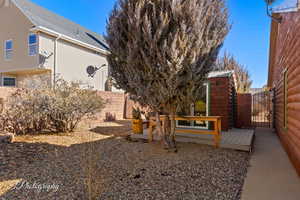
[251,90,273,128]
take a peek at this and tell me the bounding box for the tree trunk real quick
[156,112,177,151]
[163,115,171,148]
[169,110,177,149]
[156,112,169,148]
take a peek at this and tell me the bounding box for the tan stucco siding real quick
[0,1,39,73]
[38,33,55,70]
[39,33,108,91]
[57,40,108,91]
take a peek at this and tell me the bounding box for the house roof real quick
[268,1,298,86]
[249,88,264,94]
[207,70,234,78]
[272,0,299,13]
[12,0,109,52]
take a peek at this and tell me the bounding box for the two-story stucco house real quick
[0,0,110,91]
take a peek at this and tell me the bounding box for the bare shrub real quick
[0,80,105,135]
[214,52,253,93]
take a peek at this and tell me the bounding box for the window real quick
[4,40,13,60]
[283,69,288,129]
[3,77,16,87]
[176,83,210,129]
[28,34,37,56]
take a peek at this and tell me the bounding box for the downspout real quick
[53,34,62,87]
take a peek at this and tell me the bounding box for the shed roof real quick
[12,0,109,51]
[207,70,234,78]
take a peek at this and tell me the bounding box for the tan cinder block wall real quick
[0,87,126,121]
[96,91,125,120]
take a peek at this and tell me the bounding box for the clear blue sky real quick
[31,0,284,88]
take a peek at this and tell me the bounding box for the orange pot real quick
[132,119,143,134]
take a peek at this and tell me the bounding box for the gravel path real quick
[0,120,249,200]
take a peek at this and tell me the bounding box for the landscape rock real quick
[0,132,14,144]
[0,120,250,200]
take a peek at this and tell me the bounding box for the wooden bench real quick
[148,115,222,148]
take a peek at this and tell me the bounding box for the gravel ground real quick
[0,120,250,200]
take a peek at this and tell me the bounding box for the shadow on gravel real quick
[0,136,128,200]
[90,120,132,137]
[0,125,250,200]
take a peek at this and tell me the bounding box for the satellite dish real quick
[86,64,107,78]
[87,65,97,77]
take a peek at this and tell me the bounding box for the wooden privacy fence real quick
[148,116,222,148]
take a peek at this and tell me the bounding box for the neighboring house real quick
[249,88,264,95]
[0,0,111,91]
[268,0,300,175]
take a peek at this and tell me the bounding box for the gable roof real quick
[12,0,109,52]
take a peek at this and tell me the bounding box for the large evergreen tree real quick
[106,0,229,150]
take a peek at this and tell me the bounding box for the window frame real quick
[28,33,38,56]
[2,75,16,87]
[176,83,210,130]
[4,39,13,60]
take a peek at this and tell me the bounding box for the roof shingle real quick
[12,0,109,51]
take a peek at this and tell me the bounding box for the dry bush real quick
[214,52,252,93]
[0,79,105,135]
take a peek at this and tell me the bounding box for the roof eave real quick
[272,0,300,13]
[267,13,280,87]
[272,7,299,13]
[30,26,110,56]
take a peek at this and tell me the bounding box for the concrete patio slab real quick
[131,128,255,152]
[241,128,300,200]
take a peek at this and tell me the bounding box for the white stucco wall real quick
[38,33,109,91]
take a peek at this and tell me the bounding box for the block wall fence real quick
[0,87,253,132]
[0,87,126,121]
